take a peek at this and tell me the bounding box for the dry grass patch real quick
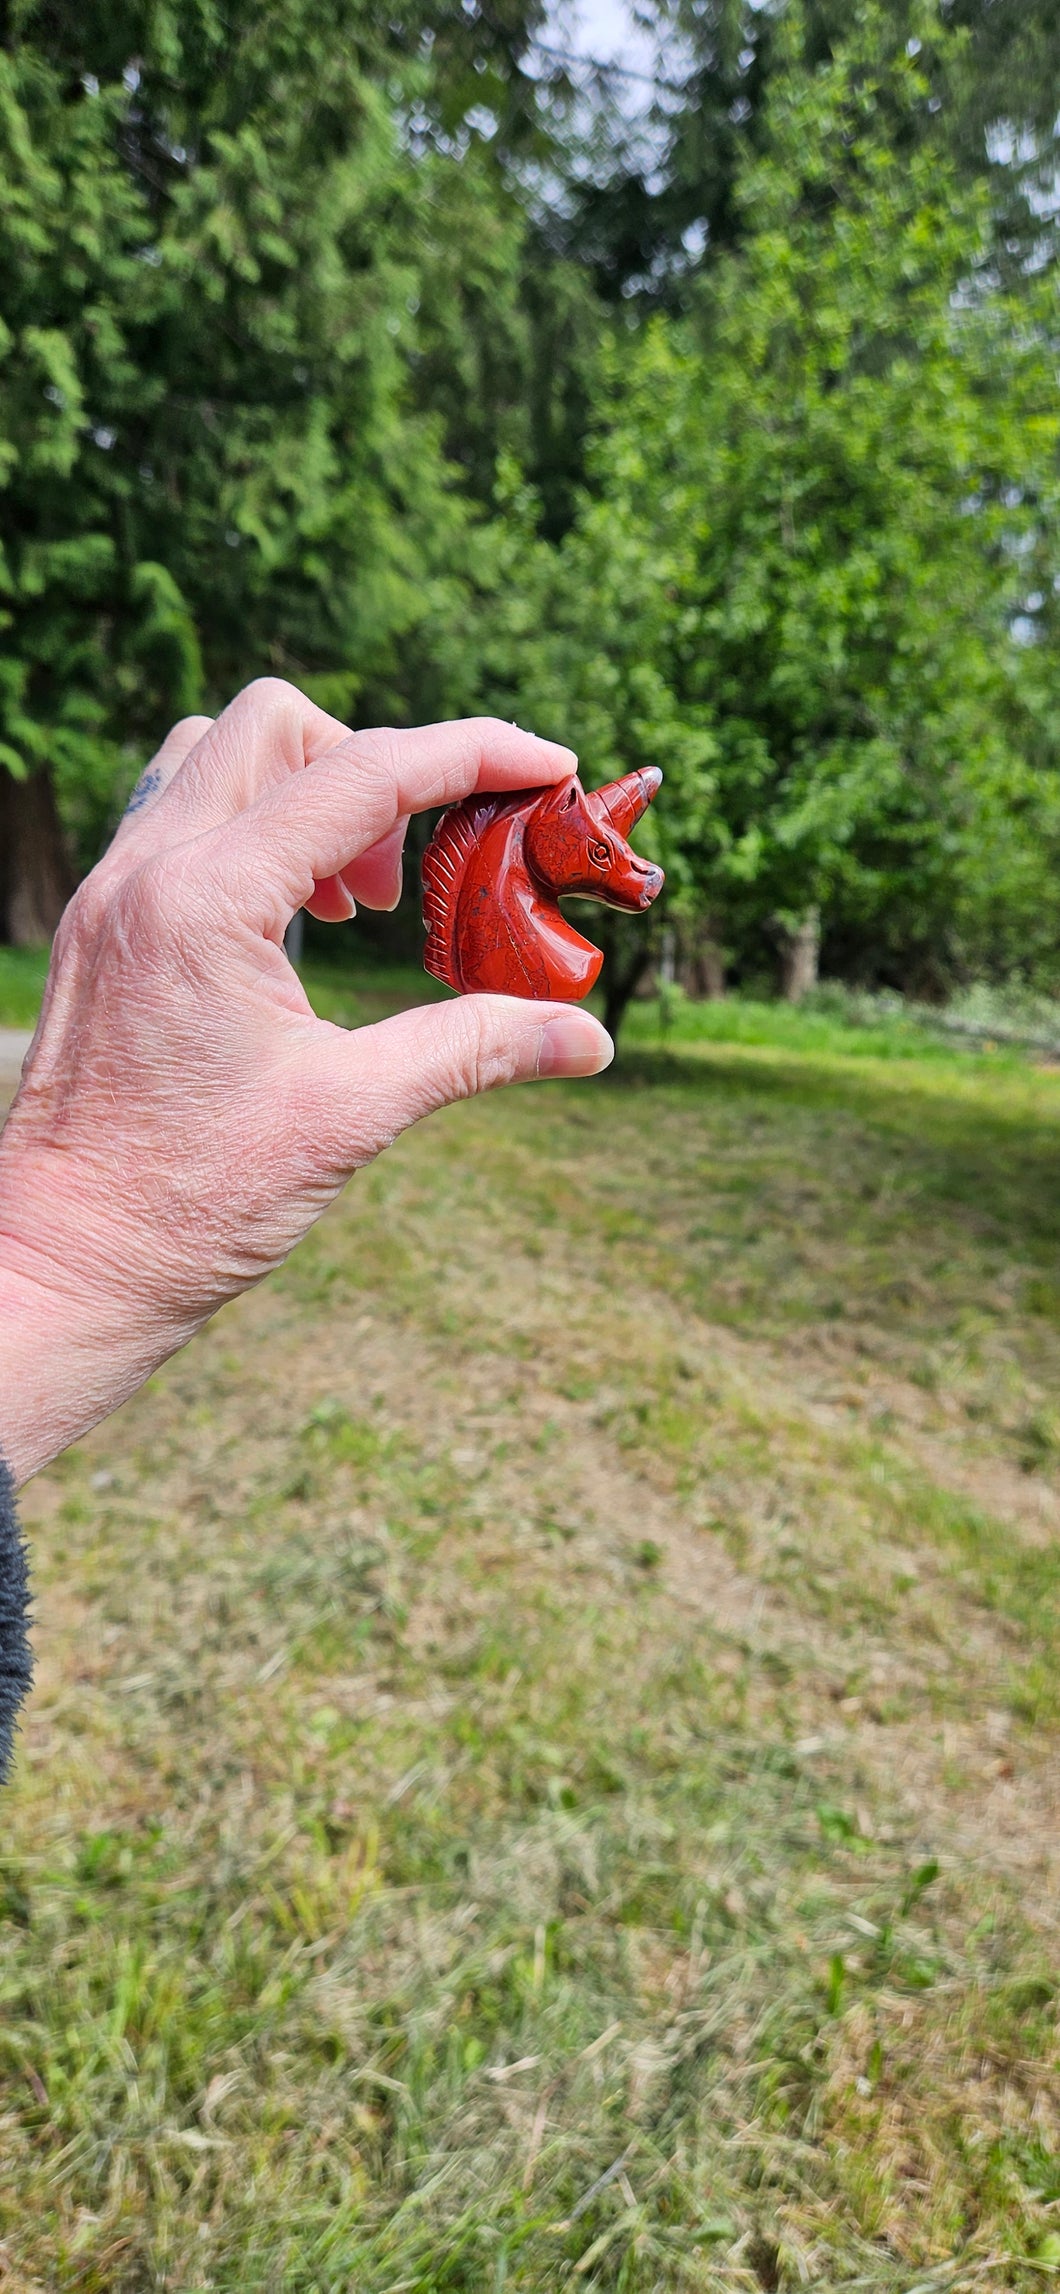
[1,991,1058,2287]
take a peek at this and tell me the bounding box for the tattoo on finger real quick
[123,767,163,817]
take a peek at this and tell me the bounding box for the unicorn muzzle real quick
[595,849,665,913]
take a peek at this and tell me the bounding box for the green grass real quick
[299,953,453,1030]
[626,989,948,1061]
[0,944,49,1028]
[3,961,1060,2288]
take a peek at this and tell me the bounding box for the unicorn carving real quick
[422,768,664,1000]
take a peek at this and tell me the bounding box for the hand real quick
[0,682,613,1486]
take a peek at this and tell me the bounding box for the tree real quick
[0,3,538,933]
[5,0,1059,1008]
[471,3,1060,1022]
[560,0,1060,307]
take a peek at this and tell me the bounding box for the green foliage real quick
[471,5,1060,1000]
[0,942,48,1024]
[2,0,1060,997]
[569,0,1060,302]
[0,0,556,858]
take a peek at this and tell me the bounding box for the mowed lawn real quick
[1,959,1059,2290]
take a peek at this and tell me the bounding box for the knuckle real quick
[333,728,405,824]
[48,849,208,987]
[140,847,213,933]
[60,869,111,949]
[457,1009,518,1099]
[96,853,202,955]
[349,726,402,782]
[240,675,303,720]
[130,857,174,936]
[211,829,272,920]
[168,712,214,750]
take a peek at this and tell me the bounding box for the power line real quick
[528,36,689,95]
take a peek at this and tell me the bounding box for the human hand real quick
[0,683,613,1486]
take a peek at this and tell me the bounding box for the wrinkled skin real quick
[0,684,613,1487]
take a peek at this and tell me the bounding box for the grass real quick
[0,947,50,1029]
[623,988,965,1063]
[2,961,1059,2289]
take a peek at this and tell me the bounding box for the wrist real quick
[0,1255,146,1486]
[0,1259,93,1486]
[0,1138,183,1486]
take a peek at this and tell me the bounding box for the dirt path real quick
[0,1031,31,1097]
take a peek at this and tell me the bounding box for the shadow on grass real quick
[605,1042,1060,1256]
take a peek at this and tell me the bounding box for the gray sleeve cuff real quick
[0,1454,32,1782]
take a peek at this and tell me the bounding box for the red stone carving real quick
[422,768,664,1000]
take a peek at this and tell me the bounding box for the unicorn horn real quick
[589,767,662,840]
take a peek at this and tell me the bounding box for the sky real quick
[562,0,659,76]
[536,0,675,151]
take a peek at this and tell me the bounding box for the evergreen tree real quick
[474,4,1060,1018]
[2,0,1058,1010]
[560,0,1060,304]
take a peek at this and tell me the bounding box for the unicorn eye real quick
[587,837,611,868]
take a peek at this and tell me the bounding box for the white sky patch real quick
[520,0,699,246]
[562,0,660,81]
[532,0,687,182]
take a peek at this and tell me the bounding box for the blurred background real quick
[3,5,1060,2287]
[3,0,1060,1023]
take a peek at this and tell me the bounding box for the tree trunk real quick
[681,919,726,999]
[0,771,76,945]
[779,907,820,1003]
[602,945,651,1041]
[698,940,726,999]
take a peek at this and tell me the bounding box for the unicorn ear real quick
[588,768,662,840]
[532,772,580,815]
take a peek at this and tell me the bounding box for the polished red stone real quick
[422,768,664,1000]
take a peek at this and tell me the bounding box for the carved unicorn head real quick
[422,768,664,1001]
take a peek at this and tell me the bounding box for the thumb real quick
[308,994,614,1161]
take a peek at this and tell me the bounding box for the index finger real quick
[205,718,577,927]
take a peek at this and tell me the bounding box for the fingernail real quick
[536,1016,614,1078]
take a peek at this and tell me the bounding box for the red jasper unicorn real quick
[422,769,665,1001]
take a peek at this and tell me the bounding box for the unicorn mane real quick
[422,798,489,990]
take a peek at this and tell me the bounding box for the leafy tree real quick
[473,4,1060,1021]
[3,0,1059,1019]
[561,0,1060,305]
[0,7,400,926]
[0,0,613,939]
